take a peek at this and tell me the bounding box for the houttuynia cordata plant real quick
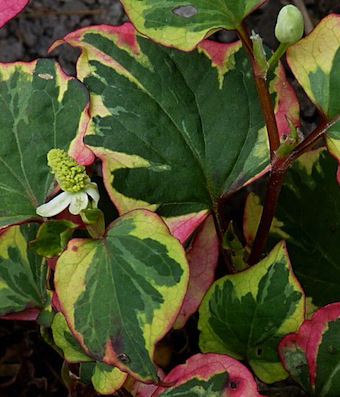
[0,0,340,396]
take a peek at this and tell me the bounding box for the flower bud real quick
[275,5,304,44]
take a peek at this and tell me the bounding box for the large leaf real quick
[52,23,270,241]
[0,224,48,316]
[0,0,29,28]
[0,59,92,228]
[244,149,340,306]
[174,215,218,329]
[279,303,340,397]
[52,313,127,395]
[120,0,266,51]
[152,353,264,397]
[287,15,340,160]
[55,209,189,382]
[199,242,305,383]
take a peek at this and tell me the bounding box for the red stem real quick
[237,24,281,159]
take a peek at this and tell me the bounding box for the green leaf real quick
[199,242,305,383]
[287,15,340,160]
[52,313,127,394]
[120,0,266,51]
[31,220,77,258]
[0,224,48,316]
[244,149,340,306]
[54,24,269,240]
[55,209,189,382]
[0,59,91,228]
[153,353,264,397]
[279,303,340,397]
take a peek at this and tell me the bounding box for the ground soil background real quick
[0,1,339,396]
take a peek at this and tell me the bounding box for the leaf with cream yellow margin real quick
[120,0,266,51]
[51,23,271,242]
[55,209,189,383]
[0,59,92,228]
[287,15,340,160]
[52,313,127,395]
[199,242,305,383]
[0,224,48,317]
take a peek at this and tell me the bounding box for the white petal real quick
[36,192,72,217]
[69,192,89,215]
[85,183,100,207]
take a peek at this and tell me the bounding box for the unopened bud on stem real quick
[275,5,304,45]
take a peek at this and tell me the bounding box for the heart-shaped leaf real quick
[120,0,266,51]
[244,149,340,306]
[0,224,48,316]
[279,303,340,397]
[52,23,271,241]
[152,353,264,396]
[174,215,219,329]
[199,242,305,383]
[0,0,29,28]
[55,210,189,382]
[287,15,340,160]
[52,313,128,394]
[0,59,93,228]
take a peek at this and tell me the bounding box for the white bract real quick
[36,149,99,217]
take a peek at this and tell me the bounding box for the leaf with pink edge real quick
[51,23,271,241]
[55,210,189,383]
[0,0,29,28]
[279,303,340,397]
[0,59,92,228]
[174,215,218,329]
[152,353,264,397]
[287,15,340,160]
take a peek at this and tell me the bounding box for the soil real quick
[0,1,339,396]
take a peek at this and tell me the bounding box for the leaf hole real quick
[229,381,238,389]
[173,5,198,18]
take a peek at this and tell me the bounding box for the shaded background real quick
[0,0,339,396]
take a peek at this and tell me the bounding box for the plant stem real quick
[237,23,281,160]
[247,115,339,266]
[247,162,286,266]
[267,43,289,74]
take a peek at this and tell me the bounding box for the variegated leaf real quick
[52,313,127,395]
[152,353,264,396]
[52,23,270,241]
[287,15,340,160]
[0,59,92,228]
[0,224,48,316]
[244,149,340,306]
[199,242,305,383]
[55,210,189,382]
[279,303,340,397]
[119,0,266,51]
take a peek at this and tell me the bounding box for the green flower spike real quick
[36,149,99,217]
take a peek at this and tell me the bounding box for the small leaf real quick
[120,0,266,51]
[244,149,340,306]
[31,220,77,258]
[152,353,264,397]
[279,303,340,396]
[199,242,305,383]
[0,59,92,228]
[53,23,270,240]
[287,15,340,160]
[174,215,219,329]
[52,313,128,394]
[55,210,189,382]
[0,0,29,28]
[0,224,48,316]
